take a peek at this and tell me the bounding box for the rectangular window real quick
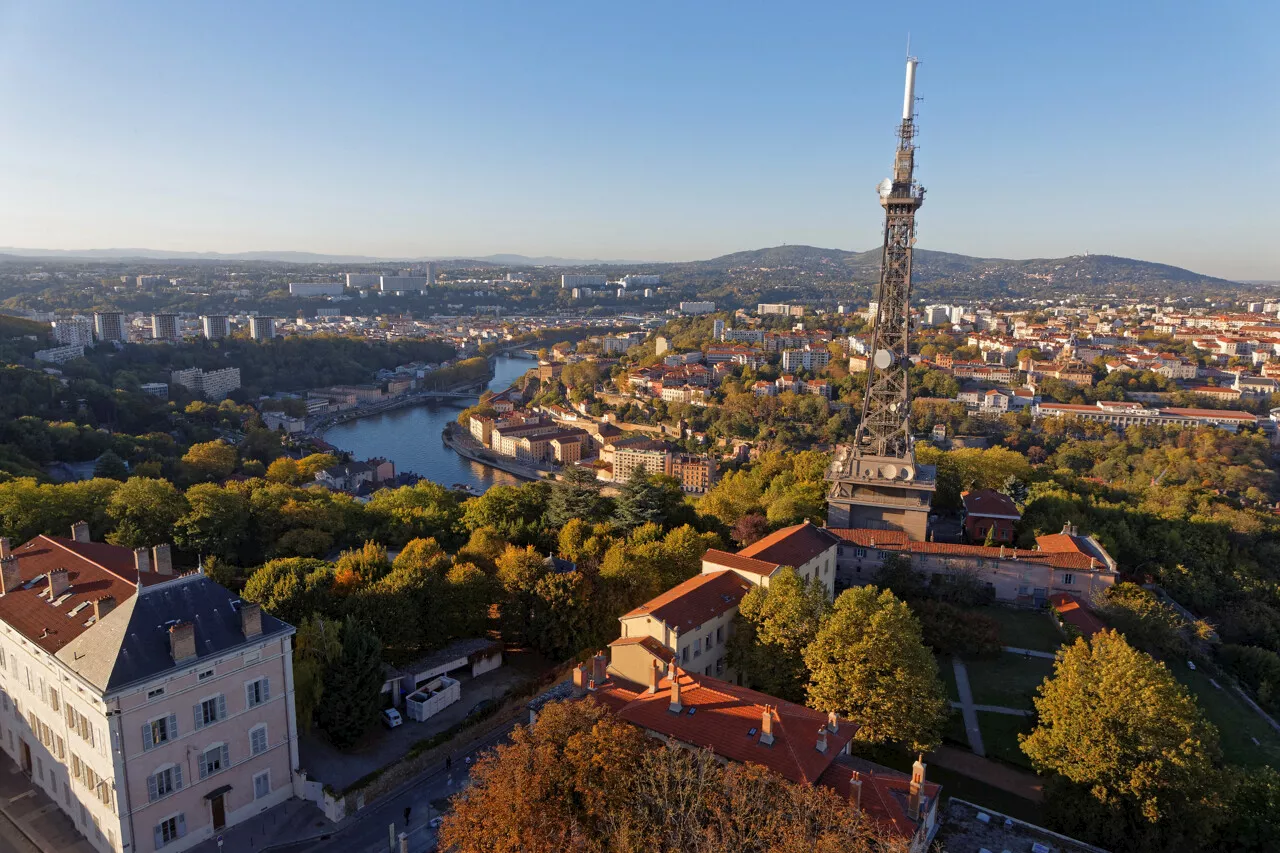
[47,687,59,712]
[681,647,688,663]
[250,726,267,756]
[195,695,226,729]
[715,657,724,676]
[854,547,867,559]
[253,770,270,800]
[715,626,723,644]
[245,677,270,709]
[198,743,230,779]
[198,669,215,681]
[1063,573,1075,585]
[143,714,178,751]
[147,687,165,700]
[148,765,182,802]
[155,814,186,848]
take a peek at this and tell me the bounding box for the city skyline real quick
[0,1,1275,279]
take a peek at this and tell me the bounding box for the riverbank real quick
[442,424,551,482]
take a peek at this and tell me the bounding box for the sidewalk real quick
[184,798,333,853]
[1003,646,1056,660]
[930,746,1045,802]
[952,657,986,757]
[0,752,95,853]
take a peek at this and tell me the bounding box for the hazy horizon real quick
[1,1,1275,279]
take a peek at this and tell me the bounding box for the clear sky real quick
[0,0,1276,278]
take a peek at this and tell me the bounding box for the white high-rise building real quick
[561,274,607,290]
[377,276,428,292]
[249,317,276,341]
[150,314,180,342]
[51,317,94,348]
[201,315,229,340]
[288,282,344,297]
[619,274,660,287]
[93,312,125,343]
[713,319,726,341]
[345,274,382,289]
[679,301,715,315]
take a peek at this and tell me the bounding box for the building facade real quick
[200,316,229,340]
[151,315,180,342]
[52,318,95,348]
[248,317,276,341]
[93,313,125,344]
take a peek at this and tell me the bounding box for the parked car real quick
[381,708,403,729]
[467,699,495,718]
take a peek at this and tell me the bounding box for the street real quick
[0,810,39,853]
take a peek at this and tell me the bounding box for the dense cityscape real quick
[1,4,1277,853]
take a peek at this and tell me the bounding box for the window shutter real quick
[193,704,202,730]
[153,825,163,849]
[177,814,186,838]
[142,724,153,751]
[198,752,207,779]
[147,773,158,803]
[245,683,253,707]
[262,678,269,702]
[167,714,178,740]
[173,763,183,790]
[221,743,230,770]
[216,694,226,721]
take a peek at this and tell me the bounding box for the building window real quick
[681,647,688,663]
[854,547,867,559]
[147,765,183,802]
[147,687,165,700]
[253,770,271,800]
[195,695,226,729]
[715,626,723,644]
[198,669,215,681]
[715,657,724,676]
[1063,573,1074,585]
[143,714,178,751]
[250,725,267,756]
[198,743,229,779]
[245,678,270,709]
[154,815,186,849]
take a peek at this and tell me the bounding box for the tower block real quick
[827,57,935,539]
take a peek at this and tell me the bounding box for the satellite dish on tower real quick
[874,349,894,370]
[878,178,893,199]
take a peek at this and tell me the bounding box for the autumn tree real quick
[181,440,238,482]
[314,617,383,749]
[546,464,607,528]
[105,477,188,548]
[728,567,831,703]
[1020,630,1220,851]
[804,586,947,751]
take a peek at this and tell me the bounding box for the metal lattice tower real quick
[826,57,936,539]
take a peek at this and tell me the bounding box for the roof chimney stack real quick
[0,556,19,595]
[94,596,116,622]
[241,601,262,639]
[669,668,682,714]
[47,568,70,599]
[908,755,926,821]
[827,710,839,733]
[648,659,661,694]
[816,725,828,753]
[591,650,607,686]
[572,663,587,691]
[0,537,10,560]
[169,622,196,664]
[134,547,151,575]
[152,544,173,576]
[71,521,90,543]
[851,771,863,813]
[760,706,774,746]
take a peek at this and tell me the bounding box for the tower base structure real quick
[825,448,936,541]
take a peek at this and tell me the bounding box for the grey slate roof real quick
[56,574,293,694]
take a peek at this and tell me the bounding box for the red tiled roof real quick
[608,635,675,663]
[825,529,910,548]
[620,570,752,631]
[825,528,1108,573]
[960,489,1020,520]
[1049,593,1106,637]
[594,668,857,786]
[701,549,781,577]
[1160,407,1256,421]
[737,522,839,568]
[819,757,941,842]
[0,536,152,654]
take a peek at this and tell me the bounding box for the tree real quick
[728,567,831,703]
[292,615,343,734]
[730,513,769,547]
[181,440,238,482]
[462,483,550,544]
[92,450,129,481]
[173,482,251,561]
[241,558,336,626]
[1000,474,1030,507]
[314,617,384,749]
[614,469,666,529]
[365,481,462,545]
[333,541,389,592]
[1020,631,1220,851]
[496,544,548,644]
[105,477,188,548]
[546,465,605,528]
[804,586,948,751]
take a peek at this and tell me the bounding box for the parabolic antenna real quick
[881,464,899,480]
[877,178,893,198]
[899,466,915,481]
[874,349,894,370]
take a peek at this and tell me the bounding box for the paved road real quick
[0,810,40,853]
[1003,646,1057,660]
[952,657,986,757]
[952,701,1033,717]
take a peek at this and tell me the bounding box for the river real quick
[321,354,533,492]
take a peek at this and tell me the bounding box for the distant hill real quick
[0,247,646,266]
[680,245,1238,298]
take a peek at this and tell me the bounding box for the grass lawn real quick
[979,712,1036,771]
[939,655,960,702]
[965,654,1055,711]
[1173,665,1280,768]
[943,709,970,748]
[983,606,1065,653]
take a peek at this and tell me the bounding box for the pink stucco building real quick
[0,525,298,853]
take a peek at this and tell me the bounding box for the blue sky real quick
[0,0,1276,278]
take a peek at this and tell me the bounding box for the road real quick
[0,810,39,853]
[273,720,518,853]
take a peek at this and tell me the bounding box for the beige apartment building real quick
[0,527,298,853]
[701,522,839,600]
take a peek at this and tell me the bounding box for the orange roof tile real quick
[620,570,752,631]
[701,549,781,577]
[737,522,840,568]
[608,635,676,663]
[1049,593,1106,637]
[819,757,941,842]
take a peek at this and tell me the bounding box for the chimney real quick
[591,650,607,686]
[169,622,196,664]
[0,537,10,560]
[572,663,586,691]
[760,706,774,746]
[669,668,682,714]
[241,601,263,639]
[152,544,173,576]
[908,755,926,821]
[851,771,863,813]
[587,676,597,692]
[648,659,661,694]
[999,544,1006,559]
[134,547,151,574]
[827,710,839,733]
[94,596,116,622]
[0,556,19,595]
[816,725,828,754]
[71,521,90,543]
[47,568,70,599]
